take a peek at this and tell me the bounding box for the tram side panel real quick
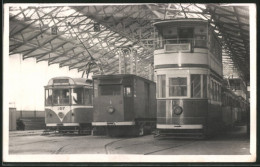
[45,106,93,126]
[157,99,208,133]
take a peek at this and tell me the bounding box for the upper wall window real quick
[157,75,166,98]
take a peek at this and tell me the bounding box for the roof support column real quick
[130,48,133,74]
[119,51,122,74]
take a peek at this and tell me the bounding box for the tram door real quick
[124,85,134,120]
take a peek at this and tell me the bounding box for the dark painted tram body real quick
[92,74,156,136]
[153,19,249,137]
[44,77,93,134]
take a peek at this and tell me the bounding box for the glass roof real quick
[8,3,250,84]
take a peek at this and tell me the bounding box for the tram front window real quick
[99,85,121,96]
[178,27,194,43]
[53,89,70,105]
[72,88,84,105]
[169,77,187,97]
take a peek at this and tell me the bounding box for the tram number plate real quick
[57,123,63,126]
[107,122,115,126]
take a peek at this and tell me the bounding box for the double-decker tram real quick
[92,74,156,137]
[44,77,93,134]
[222,78,249,128]
[153,19,225,138]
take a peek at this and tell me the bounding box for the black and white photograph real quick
[3,3,256,163]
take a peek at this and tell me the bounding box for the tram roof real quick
[47,77,92,86]
[8,3,251,85]
[93,74,155,83]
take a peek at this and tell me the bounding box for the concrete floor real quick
[9,126,250,155]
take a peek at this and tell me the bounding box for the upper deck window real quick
[154,22,209,50]
[99,85,121,96]
[178,27,194,42]
[169,77,187,97]
[53,89,70,105]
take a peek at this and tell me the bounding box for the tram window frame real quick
[72,87,84,105]
[93,80,98,97]
[191,74,201,98]
[84,88,93,106]
[178,27,194,43]
[214,82,217,101]
[210,80,213,100]
[45,89,52,106]
[216,84,219,101]
[52,88,70,105]
[124,86,132,97]
[219,85,222,102]
[157,75,166,98]
[223,94,226,106]
[168,77,187,97]
[99,85,121,96]
[203,75,207,98]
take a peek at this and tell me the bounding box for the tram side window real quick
[223,94,226,106]
[219,85,222,102]
[53,89,70,105]
[216,84,219,101]
[203,75,207,98]
[191,74,201,98]
[214,82,217,101]
[169,77,187,97]
[155,31,164,49]
[157,75,166,98]
[84,88,93,105]
[72,88,84,105]
[45,89,52,105]
[124,86,132,97]
[100,85,121,96]
[93,80,98,97]
[210,80,213,100]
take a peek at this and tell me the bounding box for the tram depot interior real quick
[6,3,254,159]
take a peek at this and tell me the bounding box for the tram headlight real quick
[58,112,64,118]
[173,106,183,115]
[107,106,115,114]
